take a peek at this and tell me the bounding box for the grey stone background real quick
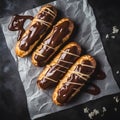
[0,0,120,120]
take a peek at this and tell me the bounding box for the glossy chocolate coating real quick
[34,21,70,66]
[37,45,80,89]
[56,60,95,104]
[85,83,100,95]
[8,14,33,31]
[8,14,33,40]
[19,6,56,51]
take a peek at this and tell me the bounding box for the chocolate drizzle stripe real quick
[67,81,84,86]
[45,7,56,16]
[41,43,55,50]
[70,70,90,78]
[33,18,52,27]
[43,76,58,83]
[55,63,69,69]
[34,51,44,57]
[68,70,89,81]
[71,86,81,97]
[81,63,96,68]
[43,9,56,18]
[56,69,66,73]
[56,58,73,64]
[61,50,80,57]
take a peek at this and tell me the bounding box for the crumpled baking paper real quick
[1,0,120,119]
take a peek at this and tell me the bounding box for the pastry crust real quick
[32,18,74,66]
[52,55,96,106]
[15,4,57,57]
[37,42,81,89]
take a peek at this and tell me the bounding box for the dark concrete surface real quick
[0,0,120,120]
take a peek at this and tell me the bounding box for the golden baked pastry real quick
[15,4,57,57]
[52,55,96,105]
[37,42,81,89]
[32,18,74,66]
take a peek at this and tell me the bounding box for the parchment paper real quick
[1,0,120,119]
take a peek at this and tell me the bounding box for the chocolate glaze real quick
[8,14,33,40]
[57,73,86,103]
[95,69,106,80]
[8,14,33,31]
[84,69,106,95]
[19,22,48,51]
[34,21,70,66]
[19,6,56,51]
[8,6,56,51]
[57,60,95,104]
[37,46,80,89]
[85,83,100,95]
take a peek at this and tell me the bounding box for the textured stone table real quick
[0,0,120,120]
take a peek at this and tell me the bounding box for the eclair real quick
[32,18,74,67]
[15,4,57,57]
[52,55,96,106]
[37,42,81,89]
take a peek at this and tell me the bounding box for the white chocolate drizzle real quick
[64,62,95,96]
[43,76,57,83]
[41,43,55,50]
[33,18,52,27]
[56,58,73,64]
[34,51,44,57]
[61,50,80,57]
[43,7,56,16]
[68,70,89,81]
[43,7,56,18]
[67,81,83,86]
[81,63,95,68]
[71,86,82,97]
[55,69,66,73]
[55,63,69,69]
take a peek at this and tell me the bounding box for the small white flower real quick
[112,26,119,34]
[84,107,89,113]
[93,109,99,115]
[88,112,94,119]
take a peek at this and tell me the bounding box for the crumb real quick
[106,34,109,38]
[102,107,107,112]
[84,107,89,113]
[111,36,115,39]
[100,107,107,117]
[115,97,120,103]
[88,109,99,119]
[113,96,116,99]
[112,26,119,34]
[116,70,120,74]
[88,112,94,119]
[114,107,117,111]
[113,96,120,103]
[93,109,99,115]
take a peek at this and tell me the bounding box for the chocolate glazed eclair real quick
[52,55,96,106]
[32,18,74,67]
[15,4,57,57]
[37,42,81,89]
